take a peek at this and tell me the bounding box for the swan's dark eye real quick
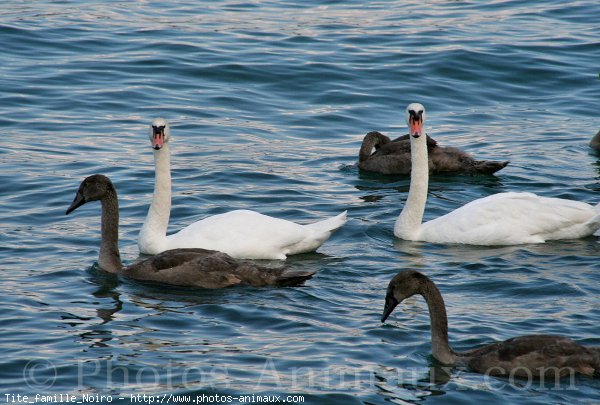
[418,110,423,115]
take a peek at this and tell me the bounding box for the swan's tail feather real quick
[305,211,348,234]
[590,206,600,236]
[286,211,347,255]
[472,160,509,174]
[274,270,316,286]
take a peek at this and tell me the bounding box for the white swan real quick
[138,118,348,260]
[394,103,600,245]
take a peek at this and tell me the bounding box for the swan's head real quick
[66,174,115,215]
[405,103,425,138]
[149,118,170,150]
[381,270,430,322]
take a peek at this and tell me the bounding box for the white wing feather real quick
[419,192,600,245]
[166,210,347,259]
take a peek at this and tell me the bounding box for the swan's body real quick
[358,131,508,175]
[408,192,600,244]
[66,174,314,288]
[138,119,347,259]
[394,103,600,245]
[382,270,600,378]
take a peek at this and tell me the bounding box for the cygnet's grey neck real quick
[420,278,457,364]
[99,187,123,273]
[358,131,389,162]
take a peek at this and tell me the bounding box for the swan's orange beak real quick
[152,127,165,150]
[409,115,423,138]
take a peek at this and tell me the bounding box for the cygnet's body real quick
[358,131,508,175]
[66,174,314,288]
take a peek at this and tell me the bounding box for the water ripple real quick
[1,1,600,403]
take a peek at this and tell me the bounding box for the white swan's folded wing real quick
[167,209,347,259]
[419,192,600,245]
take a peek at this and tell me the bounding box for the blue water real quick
[1,1,600,404]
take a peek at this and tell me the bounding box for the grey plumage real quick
[358,131,508,175]
[123,248,314,288]
[382,270,600,379]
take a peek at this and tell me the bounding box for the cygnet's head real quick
[381,269,430,322]
[149,118,170,150]
[66,174,115,215]
[405,103,426,138]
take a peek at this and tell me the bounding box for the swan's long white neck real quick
[138,143,171,253]
[394,134,428,239]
